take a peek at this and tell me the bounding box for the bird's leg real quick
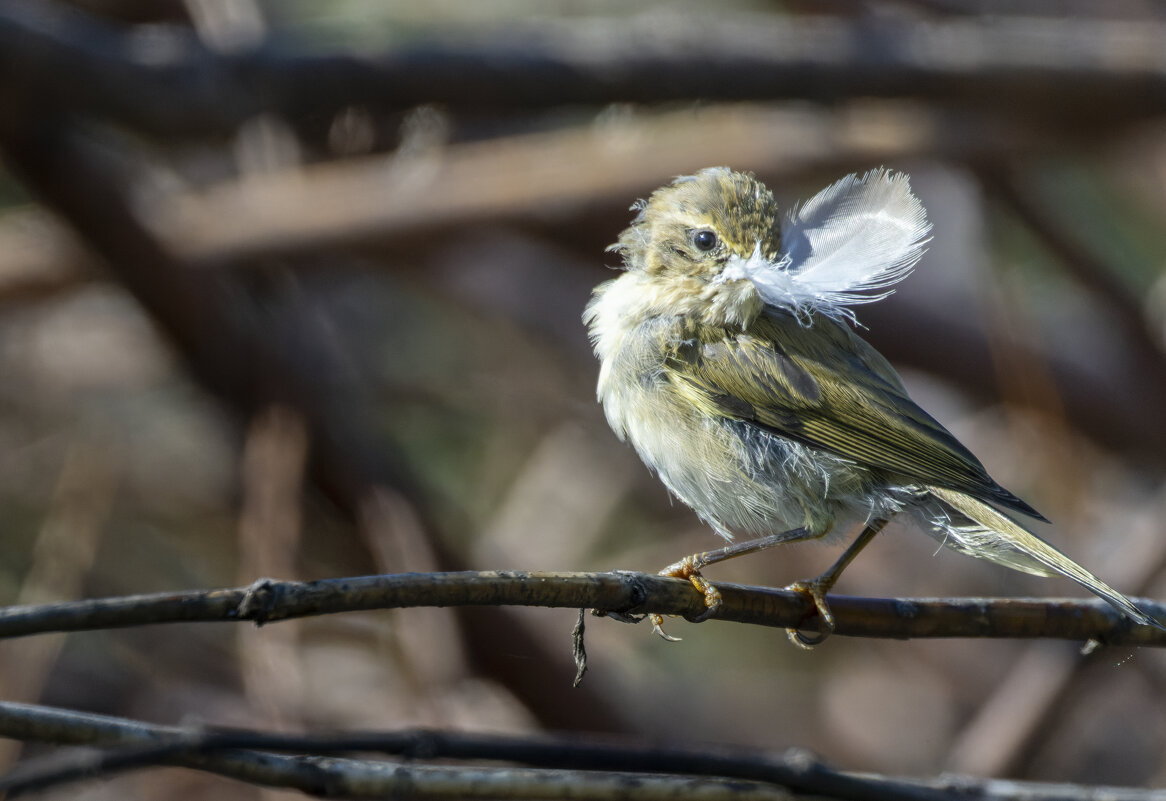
[786,517,891,649]
[650,527,811,640]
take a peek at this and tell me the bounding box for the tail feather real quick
[926,486,1163,631]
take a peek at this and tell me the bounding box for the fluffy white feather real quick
[718,169,931,323]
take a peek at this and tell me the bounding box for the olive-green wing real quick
[664,312,1044,520]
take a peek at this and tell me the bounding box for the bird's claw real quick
[784,577,836,650]
[649,552,723,641]
[649,613,683,641]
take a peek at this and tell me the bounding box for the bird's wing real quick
[663,311,1045,520]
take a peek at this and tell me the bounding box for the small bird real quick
[584,166,1160,646]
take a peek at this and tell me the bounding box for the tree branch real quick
[0,570,1162,646]
[4,4,1166,137]
[0,102,1032,282]
[0,701,1160,800]
[148,104,1031,266]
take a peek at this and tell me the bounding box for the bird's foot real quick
[648,553,724,641]
[784,576,836,650]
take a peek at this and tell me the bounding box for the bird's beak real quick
[715,242,783,286]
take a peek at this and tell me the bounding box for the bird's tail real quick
[925,485,1162,631]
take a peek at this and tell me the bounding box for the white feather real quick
[718,169,931,323]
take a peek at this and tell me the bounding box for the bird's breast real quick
[587,292,856,539]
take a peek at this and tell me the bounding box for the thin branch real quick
[0,703,881,800]
[0,570,1162,646]
[4,744,798,801]
[0,701,1161,801]
[5,4,1166,137]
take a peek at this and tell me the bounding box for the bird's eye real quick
[693,230,718,251]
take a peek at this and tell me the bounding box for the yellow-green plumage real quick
[586,167,1159,629]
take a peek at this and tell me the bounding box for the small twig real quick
[572,608,588,687]
[0,570,1162,646]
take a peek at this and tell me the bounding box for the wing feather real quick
[665,312,1046,520]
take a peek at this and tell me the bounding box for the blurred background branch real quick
[6,5,1166,134]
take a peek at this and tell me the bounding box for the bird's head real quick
[610,167,782,328]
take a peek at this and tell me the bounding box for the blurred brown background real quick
[2,0,1166,797]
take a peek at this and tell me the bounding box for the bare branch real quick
[0,701,1160,800]
[0,570,1162,647]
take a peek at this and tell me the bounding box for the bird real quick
[583,166,1161,647]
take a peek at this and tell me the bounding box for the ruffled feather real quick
[719,169,931,323]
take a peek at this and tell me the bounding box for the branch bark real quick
[0,570,1162,647]
[0,701,1159,800]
